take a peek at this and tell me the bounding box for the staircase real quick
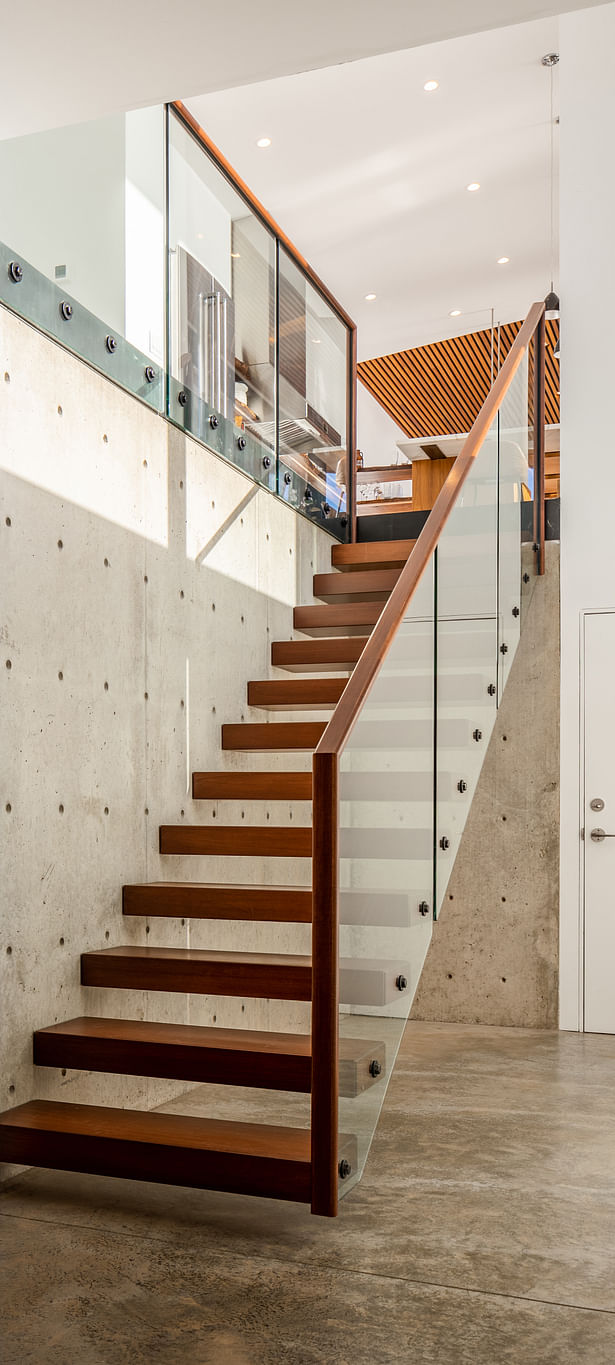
[0,537,414,1209]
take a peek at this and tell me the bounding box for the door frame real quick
[579,608,615,1031]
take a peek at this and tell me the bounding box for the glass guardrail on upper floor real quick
[0,104,354,542]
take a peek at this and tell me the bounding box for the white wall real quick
[559,2,615,1029]
[357,382,408,468]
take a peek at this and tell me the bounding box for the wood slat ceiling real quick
[358,319,559,440]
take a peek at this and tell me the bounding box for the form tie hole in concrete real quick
[447,972,453,979]
[502,896,507,903]
[502,735,508,742]
[104,806,109,816]
[59,937,64,946]
[144,575,148,584]
[179,480,184,490]
[143,459,148,468]
[211,500,215,509]
[180,809,185,818]
[4,372,10,383]
[144,692,149,701]
[105,930,110,940]
[502,815,507,822]
[57,539,63,550]
[58,804,64,814]
[180,590,184,599]
[241,615,244,623]
[213,1014,217,1023]
[144,807,149,816]
[61,1070,66,1078]
[102,434,108,444]
[58,671,63,681]
[5,659,12,670]
[104,557,110,568]
[449,894,454,900]
[212,809,216,819]
[241,811,245,819]
[6,946,12,955]
[104,681,109,691]
[501,977,507,984]
[212,706,216,715]
[57,405,63,416]
[5,804,11,813]
[5,517,11,526]
[181,918,185,926]
[8,1084,15,1095]
[180,699,185,708]
[146,926,150,934]
[211,602,216,612]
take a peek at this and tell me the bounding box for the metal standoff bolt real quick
[473,728,482,742]
[144,365,156,383]
[60,301,73,320]
[340,516,348,528]
[209,413,219,429]
[500,642,508,654]
[457,779,467,793]
[418,900,430,917]
[369,1059,382,1078]
[523,572,530,584]
[237,435,246,451]
[487,683,496,696]
[105,335,117,354]
[177,390,187,407]
[8,261,23,283]
[440,835,450,850]
[303,488,313,502]
[322,502,331,517]
[262,455,272,470]
[396,974,408,992]
[338,1159,352,1180]
[283,471,292,485]
[512,606,520,618]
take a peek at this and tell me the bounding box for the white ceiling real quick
[186,19,561,360]
[0,0,597,141]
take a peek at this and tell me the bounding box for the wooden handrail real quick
[309,298,546,1217]
[315,299,545,759]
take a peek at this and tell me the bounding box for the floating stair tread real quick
[355,465,413,484]
[222,722,326,751]
[192,772,312,800]
[271,637,368,671]
[0,1100,313,1202]
[247,679,347,709]
[331,540,416,572]
[33,1018,385,1098]
[358,498,414,516]
[313,569,400,603]
[123,883,313,922]
[293,602,382,636]
[81,945,313,1000]
[160,825,312,858]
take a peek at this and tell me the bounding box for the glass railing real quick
[0,103,354,540]
[311,303,546,1212]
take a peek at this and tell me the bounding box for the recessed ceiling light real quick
[312,337,321,344]
[365,293,377,301]
[196,233,204,239]
[497,256,510,265]
[231,252,241,259]
[256,137,272,148]
[466,182,481,192]
[449,309,462,317]
[424,80,439,92]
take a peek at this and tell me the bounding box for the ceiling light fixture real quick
[497,256,510,265]
[365,293,377,301]
[449,309,462,317]
[231,252,241,259]
[424,80,439,92]
[466,182,481,193]
[256,137,272,148]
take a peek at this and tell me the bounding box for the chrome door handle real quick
[590,828,615,842]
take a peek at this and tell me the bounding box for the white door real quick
[584,611,615,1032]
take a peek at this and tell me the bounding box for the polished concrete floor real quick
[3,1021,615,1364]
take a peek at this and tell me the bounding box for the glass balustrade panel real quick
[434,423,499,914]
[278,246,350,536]
[167,109,277,492]
[337,560,435,1196]
[498,351,531,697]
[0,108,165,411]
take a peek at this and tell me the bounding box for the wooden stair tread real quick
[358,498,414,515]
[81,945,313,1000]
[123,883,313,922]
[33,1017,386,1098]
[331,539,416,571]
[0,1099,314,1202]
[222,722,325,751]
[293,602,382,636]
[247,678,347,709]
[313,569,400,603]
[271,637,368,671]
[160,825,312,857]
[355,465,413,483]
[192,772,312,800]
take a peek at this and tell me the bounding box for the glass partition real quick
[0,108,165,413]
[278,247,349,533]
[337,563,435,1192]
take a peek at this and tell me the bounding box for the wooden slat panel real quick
[358,318,559,438]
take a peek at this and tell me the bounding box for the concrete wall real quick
[412,543,560,1028]
[558,2,615,1031]
[0,304,334,1168]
